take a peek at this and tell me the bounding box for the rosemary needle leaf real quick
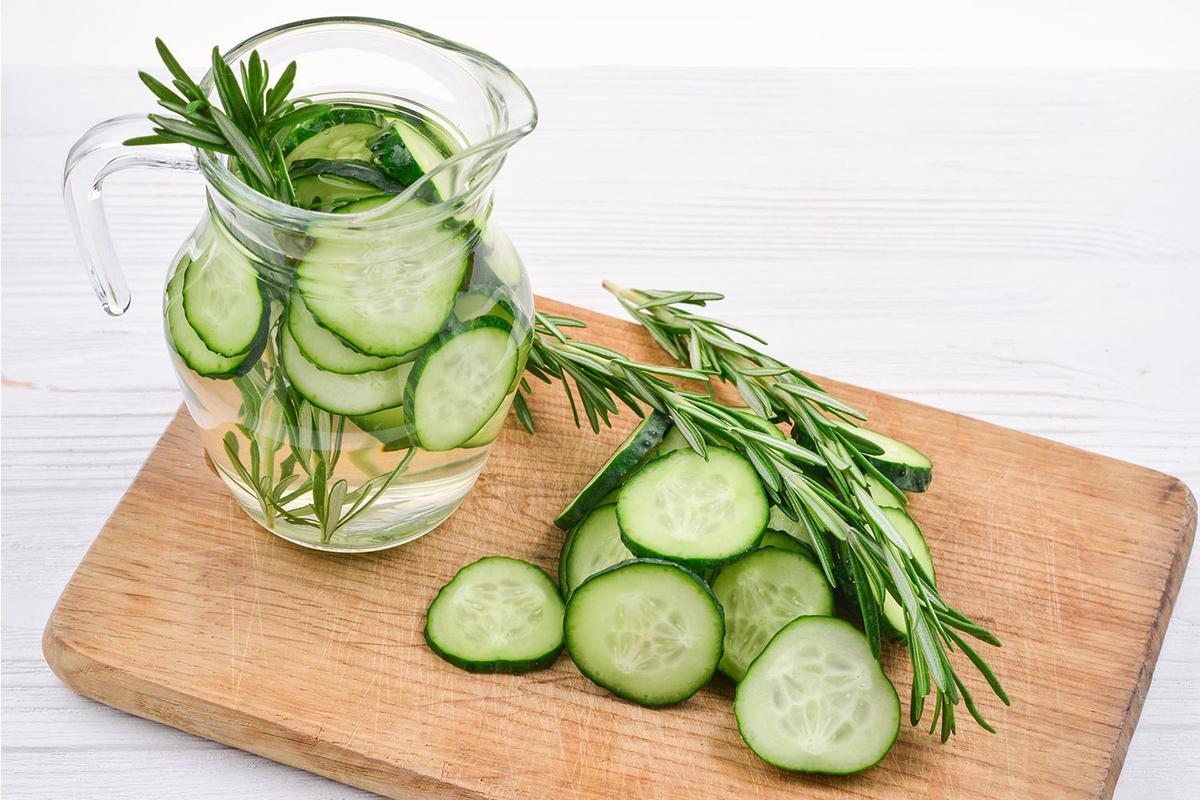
[138,70,187,105]
[155,38,202,99]
[209,107,274,188]
[122,134,176,147]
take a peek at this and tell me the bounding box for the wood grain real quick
[41,297,1194,800]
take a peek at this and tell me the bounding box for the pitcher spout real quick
[407,37,538,209]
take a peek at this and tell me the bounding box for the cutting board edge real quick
[1100,478,1195,799]
[40,617,483,800]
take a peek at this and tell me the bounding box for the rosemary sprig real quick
[226,362,413,541]
[601,283,1009,738]
[520,297,1008,740]
[126,38,328,204]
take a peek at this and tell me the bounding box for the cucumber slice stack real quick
[425,410,934,776]
[711,547,834,681]
[165,260,264,379]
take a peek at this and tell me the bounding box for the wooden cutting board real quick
[43,297,1194,800]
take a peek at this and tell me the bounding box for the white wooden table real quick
[2,66,1197,798]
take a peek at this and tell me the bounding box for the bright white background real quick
[3,2,1198,799]
[3,0,1200,69]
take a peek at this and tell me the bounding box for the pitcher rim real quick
[195,16,538,230]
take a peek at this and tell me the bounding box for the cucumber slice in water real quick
[554,411,671,530]
[385,117,454,203]
[475,224,524,288]
[564,559,724,706]
[460,396,512,448]
[405,316,519,451]
[181,233,265,358]
[285,121,379,163]
[280,328,412,416]
[368,125,424,186]
[877,507,936,638]
[425,556,564,674]
[561,504,633,600]
[295,197,470,357]
[825,417,933,492]
[287,159,409,194]
[735,616,901,775]
[616,447,768,568]
[165,262,261,378]
[292,174,385,212]
[280,107,380,154]
[452,288,517,325]
[286,291,408,375]
[711,547,834,681]
[351,404,415,451]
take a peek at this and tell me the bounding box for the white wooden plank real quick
[2,65,1197,799]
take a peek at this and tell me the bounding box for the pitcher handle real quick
[63,115,200,316]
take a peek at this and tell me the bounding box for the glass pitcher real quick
[63,18,538,552]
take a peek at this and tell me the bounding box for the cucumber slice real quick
[766,505,816,551]
[735,616,900,774]
[475,224,523,288]
[460,397,512,448]
[425,556,564,674]
[878,507,936,639]
[181,233,265,357]
[280,328,412,416]
[165,262,261,378]
[292,174,386,212]
[368,125,425,186]
[280,107,380,154]
[758,529,811,555]
[616,447,767,568]
[385,117,453,203]
[561,504,634,600]
[405,316,519,451]
[295,197,470,357]
[826,417,933,492]
[351,405,415,451]
[867,474,906,509]
[286,291,409,375]
[554,411,672,530]
[564,559,724,706]
[711,547,834,681]
[557,520,579,596]
[285,121,379,163]
[452,288,517,326]
[287,159,408,194]
[654,425,690,457]
[657,412,781,458]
